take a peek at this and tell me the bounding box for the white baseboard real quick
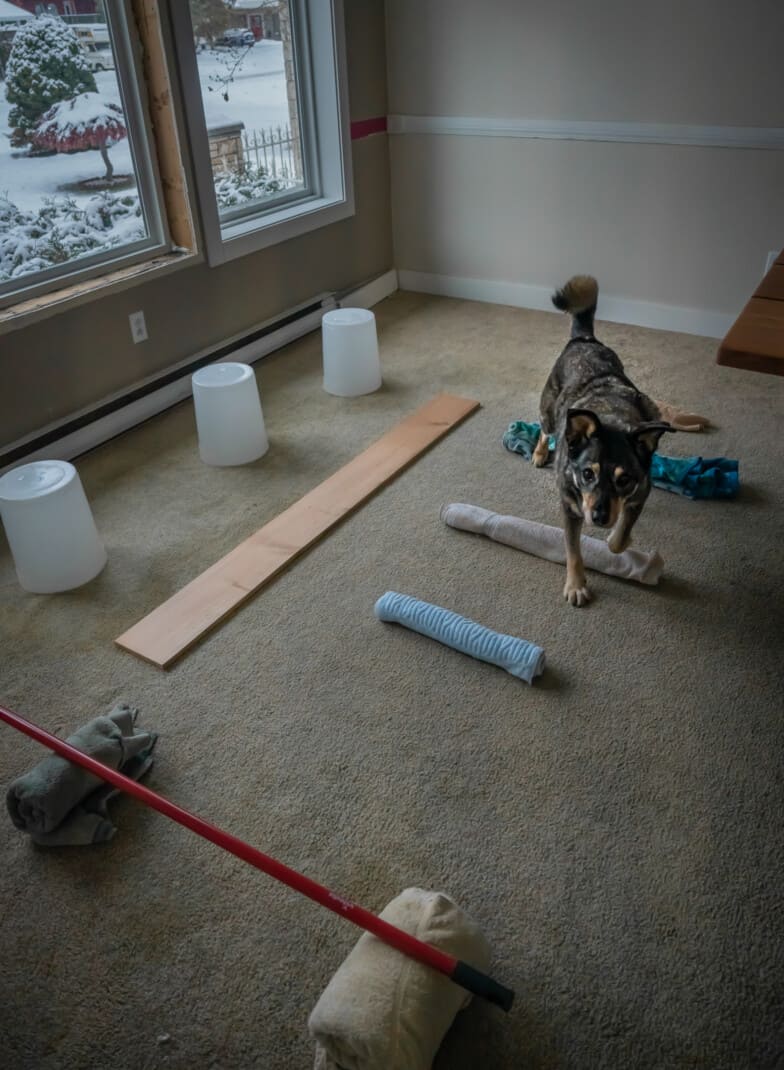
[398,269,735,339]
[339,268,398,309]
[1,271,399,474]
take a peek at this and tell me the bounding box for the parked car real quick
[74,24,111,48]
[215,28,256,48]
[81,44,115,72]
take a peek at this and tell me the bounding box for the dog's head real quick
[563,409,672,528]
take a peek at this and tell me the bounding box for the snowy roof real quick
[230,1,278,10]
[0,1,32,22]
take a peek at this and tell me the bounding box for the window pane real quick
[0,6,161,299]
[187,0,307,224]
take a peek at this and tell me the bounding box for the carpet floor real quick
[1,292,783,1070]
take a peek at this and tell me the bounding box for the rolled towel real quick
[309,887,491,1070]
[441,503,664,586]
[6,703,157,846]
[652,399,711,432]
[374,590,545,683]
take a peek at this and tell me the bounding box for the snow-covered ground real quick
[0,70,135,212]
[197,40,290,132]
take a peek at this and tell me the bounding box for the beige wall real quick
[0,0,392,450]
[386,0,784,328]
[386,0,783,126]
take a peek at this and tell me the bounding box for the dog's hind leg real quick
[563,510,591,606]
[532,430,551,468]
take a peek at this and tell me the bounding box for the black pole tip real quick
[452,960,515,1012]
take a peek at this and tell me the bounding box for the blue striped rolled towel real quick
[374,591,545,684]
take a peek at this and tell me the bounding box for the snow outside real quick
[1,13,297,289]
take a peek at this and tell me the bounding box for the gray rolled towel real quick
[6,703,157,846]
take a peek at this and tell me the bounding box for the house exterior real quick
[0,0,31,22]
[231,0,282,41]
[6,1,101,15]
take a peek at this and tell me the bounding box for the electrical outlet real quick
[765,250,780,275]
[129,310,148,344]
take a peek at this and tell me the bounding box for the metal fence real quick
[241,125,299,182]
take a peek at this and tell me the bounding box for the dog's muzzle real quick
[591,504,611,527]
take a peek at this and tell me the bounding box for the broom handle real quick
[0,704,514,1011]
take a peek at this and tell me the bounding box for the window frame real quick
[0,0,170,312]
[169,0,354,267]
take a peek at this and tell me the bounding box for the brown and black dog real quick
[534,275,674,606]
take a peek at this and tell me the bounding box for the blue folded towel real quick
[503,421,739,501]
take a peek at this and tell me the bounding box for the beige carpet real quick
[1,292,783,1070]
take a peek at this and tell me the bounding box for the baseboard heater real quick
[0,294,335,475]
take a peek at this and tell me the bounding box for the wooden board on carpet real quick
[115,393,481,668]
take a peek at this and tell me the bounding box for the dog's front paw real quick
[532,433,551,468]
[563,576,592,607]
[607,530,630,554]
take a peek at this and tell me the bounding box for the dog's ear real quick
[631,421,674,456]
[565,409,601,450]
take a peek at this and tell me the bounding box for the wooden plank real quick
[754,264,784,301]
[116,394,480,668]
[717,297,784,376]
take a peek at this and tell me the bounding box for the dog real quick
[533,275,674,607]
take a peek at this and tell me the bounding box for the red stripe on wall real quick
[350,116,388,140]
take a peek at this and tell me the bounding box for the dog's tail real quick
[552,275,598,339]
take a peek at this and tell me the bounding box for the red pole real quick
[0,703,513,1010]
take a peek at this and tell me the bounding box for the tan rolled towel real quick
[652,400,711,432]
[308,887,491,1070]
[441,503,664,586]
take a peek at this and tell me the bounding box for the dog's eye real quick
[581,467,595,482]
[616,474,633,491]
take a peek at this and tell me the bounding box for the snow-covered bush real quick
[0,163,296,286]
[33,94,128,180]
[0,192,143,282]
[213,165,294,209]
[5,15,97,147]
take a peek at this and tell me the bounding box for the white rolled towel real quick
[441,503,664,586]
[309,887,491,1070]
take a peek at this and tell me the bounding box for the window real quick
[0,2,167,309]
[172,0,353,265]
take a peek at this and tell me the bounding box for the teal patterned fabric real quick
[503,421,555,460]
[503,421,739,500]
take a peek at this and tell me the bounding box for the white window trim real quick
[0,0,170,311]
[169,0,354,267]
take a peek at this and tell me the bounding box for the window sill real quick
[215,193,355,264]
[0,249,202,337]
